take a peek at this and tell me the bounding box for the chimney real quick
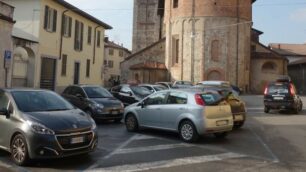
[104,37,109,42]
[278,44,281,49]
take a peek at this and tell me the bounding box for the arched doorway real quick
[12,46,35,87]
[207,70,222,81]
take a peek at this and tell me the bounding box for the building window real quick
[262,62,277,73]
[74,20,84,51]
[104,60,107,65]
[172,37,179,65]
[211,40,219,61]
[108,61,114,68]
[63,15,72,37]
[109,48,114,55]
[97,31,101,47]
[86,59,90,77]
[44,6,57,32]
[61,54,67,76]
[88,26,92,44]
[119,50,124,57]
[173,0,179,8]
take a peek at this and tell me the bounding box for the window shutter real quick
[44,6,49,29]
[80,23,84,51]
[53,9,57,32]
[62,15,66,36]
[68,17,72,37]
[74,21,79,50]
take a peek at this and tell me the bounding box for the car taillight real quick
[289,84,295,96]
[195,94,205,106]
[264,86,268,95]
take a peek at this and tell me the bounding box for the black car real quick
[0,89,97,166]
[264,80,303,114]
[62,85,124,122]
[110,84,152,106]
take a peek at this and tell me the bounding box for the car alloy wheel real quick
[11,134,29,166]
[125,114,138,132]
[179,120,199,143]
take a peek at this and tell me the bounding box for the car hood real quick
[23,109,93,132]
[91,97,122,107]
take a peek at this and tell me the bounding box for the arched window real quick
[211,40,219,61]
[262,62,277,73]
[207,70,222,81]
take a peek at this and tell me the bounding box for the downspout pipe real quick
[236,0,240,86]
[93,26,102,64]
[59,10,69,60]
[191,0,196,83]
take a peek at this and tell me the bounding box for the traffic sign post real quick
[4,50,12,88]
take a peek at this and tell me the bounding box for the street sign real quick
[4,50,12,69]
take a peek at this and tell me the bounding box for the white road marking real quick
[87,134,140,170]
[87,152,246,172]
[247,126,280,163]
[133,135,158,140]
[113,143,194,155]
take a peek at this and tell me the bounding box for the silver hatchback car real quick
[124,90,233,142]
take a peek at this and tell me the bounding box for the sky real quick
[66,0,306,50]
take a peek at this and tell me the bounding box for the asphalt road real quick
[1,95,306,172]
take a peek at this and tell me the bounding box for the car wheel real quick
[11,134,30,166]
[234,122,244,129]
[179,120,199,143]
[125,114,138,132]
[264,106,270,113]
[214,132,228,139]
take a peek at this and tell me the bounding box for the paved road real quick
[0,96,306,172]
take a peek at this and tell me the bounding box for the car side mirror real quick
[0,108,10,119]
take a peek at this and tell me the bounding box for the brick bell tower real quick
[132,0,165,53]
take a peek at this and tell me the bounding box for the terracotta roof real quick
[288,58,306,66]
[54,0,112,29]
[269,43,306,56]
[124,38,166,62]
[251,41,288,61]
[130,61,167,70]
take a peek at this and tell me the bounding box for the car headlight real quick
[91,103,104,109]
[26,120,55,135]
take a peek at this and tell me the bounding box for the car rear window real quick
[268,84,289,94]
[199,93,223,105]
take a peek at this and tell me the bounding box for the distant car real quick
[62,85,124,122]
[156,82,173,89]
[264,80,303,114]
[124,89,233,142]
[172,81,193,89]
[139,84,168,93]
[110,84,152,106]
[197,81,239,96]
[0,89,97,166]
[194,85,246,128]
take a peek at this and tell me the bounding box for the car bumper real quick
[26,129,98,159]
[196,116,233,135]
[92,109,124,120]
[233,112,246,123]
[264,100,295,109]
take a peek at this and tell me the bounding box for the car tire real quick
[10,134,30,166]
[214,132,228,139]
[234,122,244,129]
[179,120,199,143]
[264,106,270,113]
[125,114,138,132]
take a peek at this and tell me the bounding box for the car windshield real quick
[199,93,224,105]
[12,91,74,112]
[268,84,289,94]
[131,86,151,97]
[83,86,113,98]
[153,86,167,91]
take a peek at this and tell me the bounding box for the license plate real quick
[216,120,228,126]
[71,137,84,144]
[274,97,284,100]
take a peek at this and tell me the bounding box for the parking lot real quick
[0,95,306,172]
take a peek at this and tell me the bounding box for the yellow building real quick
[104,38,131,87]
[4,0,112,92]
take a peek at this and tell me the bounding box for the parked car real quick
[155,82,173,89]
[62,85,124,122]
[172,81,193,89]
[139,84,168,93]
[123,89,233,142]
[0,89,97,166]
[264,79,303,114]
[110,84,152,106]
[197,81,239,96]
[194,85,246,128]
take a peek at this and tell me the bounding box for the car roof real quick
[198,81,230,85]
[1,88,52,93]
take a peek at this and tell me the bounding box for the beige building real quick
[104,38,131,87]
[0,1,14,88]
[4,0,112,92]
